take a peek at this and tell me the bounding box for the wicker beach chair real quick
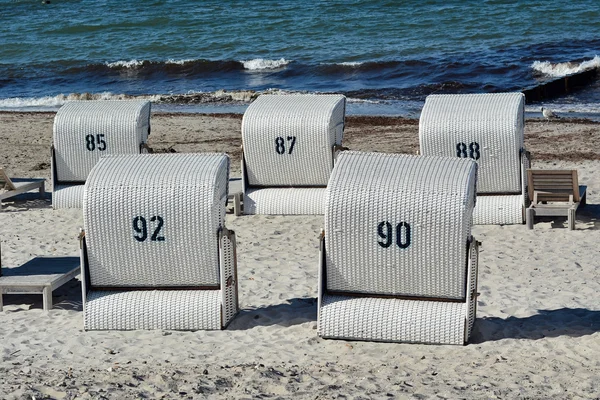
[234,94,346,215]
[80,153,238,330]
[318,151,480,345]
[51,100,151,209]
[419,92,529,225]
[0,168,45,209]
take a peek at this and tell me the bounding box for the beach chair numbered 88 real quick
[419,92,529,225]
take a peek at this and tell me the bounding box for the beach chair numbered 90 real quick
[80,153,238,330]
[419,92,529,225]
[235,94,346,215]
[318,152,479,345]
[52,100,151,209]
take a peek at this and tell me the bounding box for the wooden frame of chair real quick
[526,169,587,230]
[0,168,45,209]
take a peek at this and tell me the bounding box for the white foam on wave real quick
[338,61,364,67]
[0,92,162,109]
[241,58,290,70]
[105,59,145,68]
[531,55,600,78]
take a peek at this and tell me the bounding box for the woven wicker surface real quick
[473,195,524,225]
[52,184,85,209]
[419,92,524,194]
[319,294,466,344]
[242,94,345,187]
[83,153,229,287]
[243,187,326,215]
[325,151,477,299]
[53,100,151,182]
[84,290,221,330]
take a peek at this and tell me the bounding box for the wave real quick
[531,55,600,78]
[0,92,162,109]
[240,58,291,70]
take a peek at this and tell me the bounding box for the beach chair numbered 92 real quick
[52,100,151,209]
[419,92,530,225]
[234,94,346,215]
[318,151,480,345]
[80,153,238,330]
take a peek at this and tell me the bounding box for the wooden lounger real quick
[526,169,587,230]
[0,168,45,209]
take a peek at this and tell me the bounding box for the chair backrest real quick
[325,151,477,300]
[53,100,151,183]
[419,92,524,194]
[242,94,345,187]
[528,169,581,203]
[83,153,229,288]
[0,169,15,190]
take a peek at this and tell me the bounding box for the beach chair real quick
[318,151,480,345]
[80,153,238,330]
[419,92,529,225]
[526,169,587,230]
[234,94,346,215]
[0,168,45,209]
[51,100,151,209]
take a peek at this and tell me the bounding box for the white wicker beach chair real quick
[52,100,151,209]
[234,94,346,215]
[318,151,480,345]
[419,92,529,225]
[80,153,238,330]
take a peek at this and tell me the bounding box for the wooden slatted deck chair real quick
[0,168,45,209]
[51,100,151,209]
[526,169,587,230]
[318,151,480,345]
[80,153,238,330]
[234,94,346,215]
[419,92,530,225]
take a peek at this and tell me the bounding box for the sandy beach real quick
[1,112,600,399]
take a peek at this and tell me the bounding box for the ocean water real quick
[1,0,600,117]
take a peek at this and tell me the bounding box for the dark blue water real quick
[1,0,599,116]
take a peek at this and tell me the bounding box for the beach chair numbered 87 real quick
[235,94,346,215]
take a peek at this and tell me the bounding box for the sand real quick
[1,112,600,399]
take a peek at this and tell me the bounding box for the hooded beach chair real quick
[526,169,587,230]
[419,92,529,225]
[80,153,238,330]
[234,94,346,215]
[318,151,480,345]
[0,168,45,209]
[51,100,151,209]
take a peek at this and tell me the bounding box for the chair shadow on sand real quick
[227,297,318,330]
[0,191,53,211]
[1,276,82,312]
[471,308,600,343]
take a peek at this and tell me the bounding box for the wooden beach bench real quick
[0,168,45,210]
[0,249,80,311]
[526,169,587,230]
[235,94,346,215]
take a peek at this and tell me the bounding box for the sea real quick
[1,0,600,118]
